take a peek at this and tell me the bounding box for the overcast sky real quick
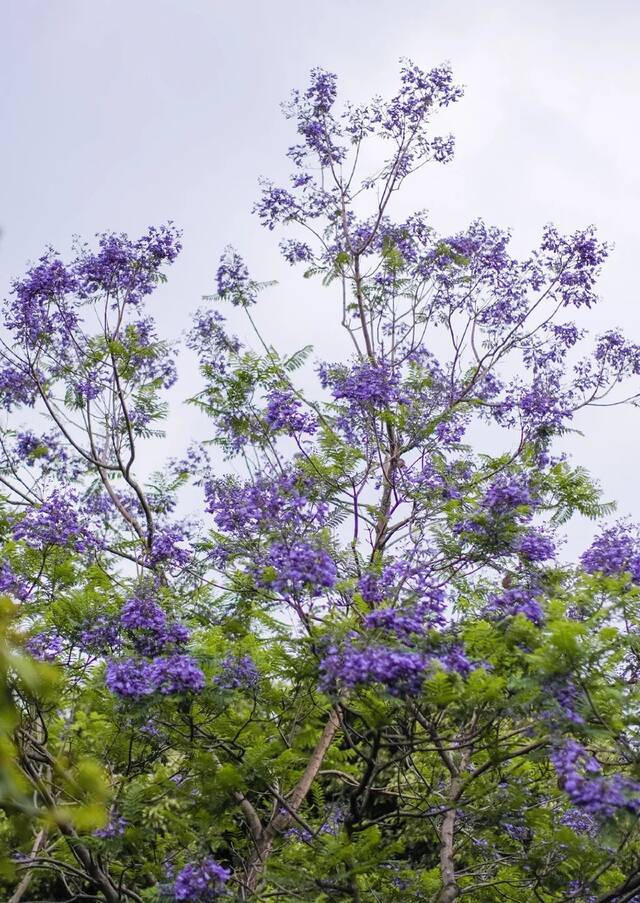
[2,0,640,553]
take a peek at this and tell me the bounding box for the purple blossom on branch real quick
[482,476,534,514]
[214,654,260,690]
[12,491,96,552]
[205,472,329,539]
[94,814,127,839]
[148,524,193,569]
[260,540,337,597]
[173,858,231,902]
[0,561,29,601]
[105,654,204,699]
[320,641,430,696]
[581,523,640,583]
[216,246,257,306]
[75,224,181,305]
[516,530,556,563]
[79,616,122,653]
[120,595,190,655]
[265,390,318,434]
[319,360,403,409]
[25,631,65,662]
[551,740,640,817]
[487,588,544,625]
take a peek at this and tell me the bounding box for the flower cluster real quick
[148,525,193,569]
[487,588,544,625]
[551,740,640,817]
[25,631,65,662]
[214,654,260,690]
[0,561,29,601]
[94,814,127,839]
[79,615,121,653]
[173,858,231,901]
[205,472,329,541]
[481,477,534,514]
[216,246,256,306]
[0,363,39,410]
[106,654,205,699]
[284,67,346,168]
[581,523,640,583]
[516,530,556,563]
[265,389,317,434]
[536,224,609,310]
[104,593,203,699]
[363,607,427,638]
[74,225,181,305]
[320,640,430,696]
[319,360,404,410]
[7,226,181,354]
[543,677,585,725]
[12,491,96,552]
[119,595,190,655]
[559,808,597,836]
[260,540,337,598]
[358,560,447,627]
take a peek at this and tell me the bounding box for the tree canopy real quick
[2,60,640,903]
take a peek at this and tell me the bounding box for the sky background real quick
[2,0,640,554]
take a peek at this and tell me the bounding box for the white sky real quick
[2,0,640,555]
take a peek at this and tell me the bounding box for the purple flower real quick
[121,596,166,633]
[149,525,193,569]
[79,615,122,653]
[358,561,446,627]
[260,540,337,597]
[538,224,608,309]
[16,431,43,459]
[502,822,532,843]
[279,239,314,264]
[25,631,64,662]
[363,607,426,638]
[152,654,206,695]
[253,183,302,230]
[482,477,533,514]
[214,655,260,690]
[284,68,346,168]
[438,644,473,676]
[7,251,78,346]
[581,523,640,583]
[205,472,329,540]
[12,491,96,552]
[543,677,585,725]
[319,360,403,409]
[216,247,256,306]
[105,654,204,699]
[187,308,241,373]
[105,659,158,698]
[320,641,430,696]
[265,390,317,434]
[94,814,127,839]
[551,740,640,817]
[559,808,597,836]
[119,595,190,655]
[75,224,181,305]
[516,530,556,563]
[75,376,103,401]
[487,588,544,625]
[0,364,38,410]
[173,858,231,901]
[0,561,29,601]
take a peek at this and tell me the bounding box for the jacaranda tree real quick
[2,60,640,903]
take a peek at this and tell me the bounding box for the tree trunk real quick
[242,708,341,897]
